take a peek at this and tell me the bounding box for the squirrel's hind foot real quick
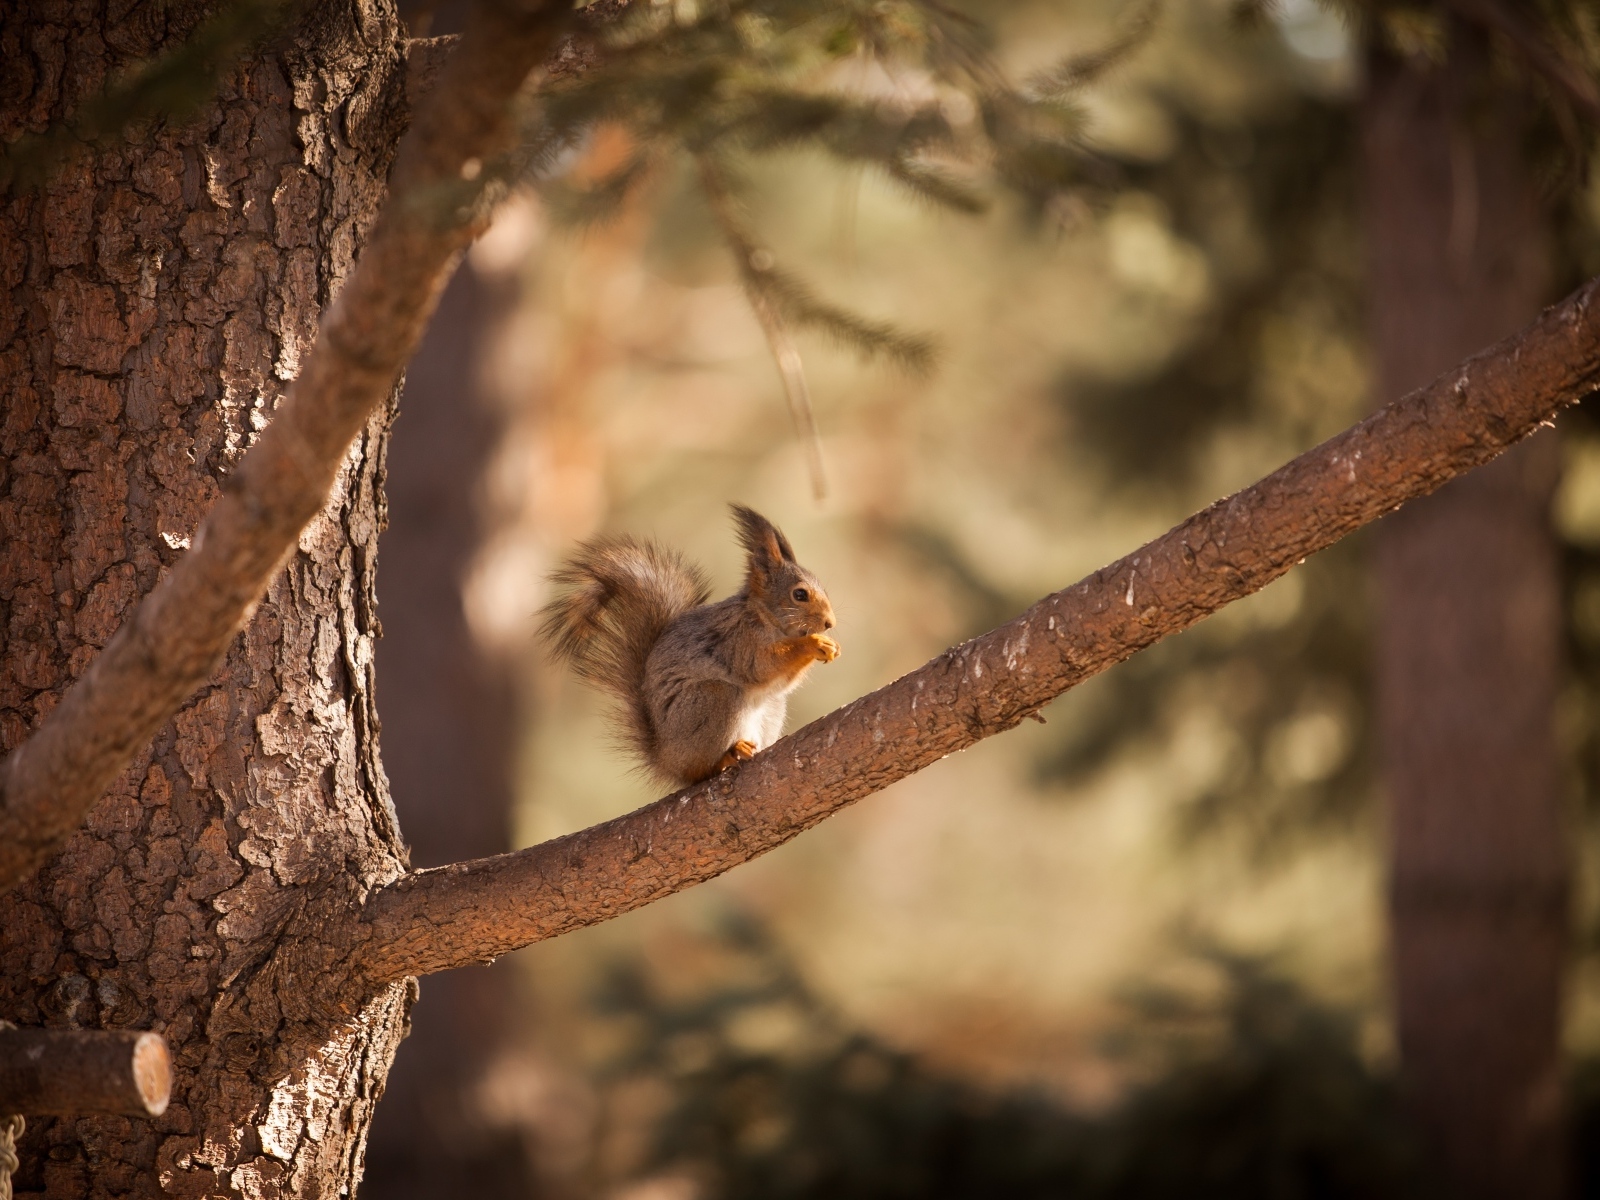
[713,739,758,774]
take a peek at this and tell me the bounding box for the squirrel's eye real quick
[791,587,809,603]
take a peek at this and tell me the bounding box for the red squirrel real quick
[540,506,840,785]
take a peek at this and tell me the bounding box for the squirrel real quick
[539,505,840,786]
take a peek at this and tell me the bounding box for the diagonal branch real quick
[354,273,1600,986]
[0,0,572,896]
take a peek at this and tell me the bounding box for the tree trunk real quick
[0,3,414,1196]
[1363,32,1568,1199]
[361,261,534,1197]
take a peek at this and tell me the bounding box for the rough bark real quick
[0,0,563,896]
[1363,35,1567,1199]
[0,2,410,1192]
[361,263,532,1197]
[0,2,561,1197]
[347,269,1600,985]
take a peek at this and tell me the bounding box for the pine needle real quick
[699,155,829,501]
[885,156,987,213]
[543,149,657,229]
[1027,0,1162,99]
[1228,0,1283,31]
[750,290,831,502]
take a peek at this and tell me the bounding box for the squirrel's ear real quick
[732,505,795,576]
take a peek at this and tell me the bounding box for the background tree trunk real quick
[360,259,537,1197]
[1363,31,1568,1199]
[0,3,415,1196]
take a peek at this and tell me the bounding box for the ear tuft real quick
[731,505,795,573]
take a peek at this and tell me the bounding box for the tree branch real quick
[354,274,1600,986]
[0,1029,171,1116]
[0,0,572,895]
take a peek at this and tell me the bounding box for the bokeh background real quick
[359,1,1600,1195]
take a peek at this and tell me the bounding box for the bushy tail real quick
[539,534,711,760]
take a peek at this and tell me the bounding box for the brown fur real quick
[540,508,838,786]
[539,535,711,766]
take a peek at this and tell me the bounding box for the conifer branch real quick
[696,149,932,501]
[353,271,1600,986]
[698,155,829,500]
[699,157,936,369]
[0,0,574,896]
[543,148,656,228]
[1027,0,1162,98]
[748,292,831,502]
[1443,0,1600,126]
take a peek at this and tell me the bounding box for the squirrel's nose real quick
[822,615,835,631]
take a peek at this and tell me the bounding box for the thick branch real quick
[356,275,1600,985]
[0,1,571,894]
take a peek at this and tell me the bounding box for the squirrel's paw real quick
[714,740,759,773]
[806,633,841,663]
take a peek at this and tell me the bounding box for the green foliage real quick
[886,514,1373,853]
[1295,0,1600,186]
[974,31,1370,853]
[595,914,1421,1199]
[1024,1,1600,870]
[1060,95,1362,489]
[1555,407,1600,884]
[699,157,935,370]
[529,0,1027,208]
[1091,946,1419,1200]
[523,0,1120,419]
[1043,548,1373,851]
[1026,0,1160,97]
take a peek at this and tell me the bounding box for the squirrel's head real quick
[732,505,836,636]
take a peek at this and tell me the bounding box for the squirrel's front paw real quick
[807,633,841,663]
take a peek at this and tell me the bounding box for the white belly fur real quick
[736,680,792,750]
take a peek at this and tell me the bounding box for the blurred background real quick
[360,1,1600,1196]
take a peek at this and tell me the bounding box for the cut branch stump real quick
[0,1029,171,1117]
